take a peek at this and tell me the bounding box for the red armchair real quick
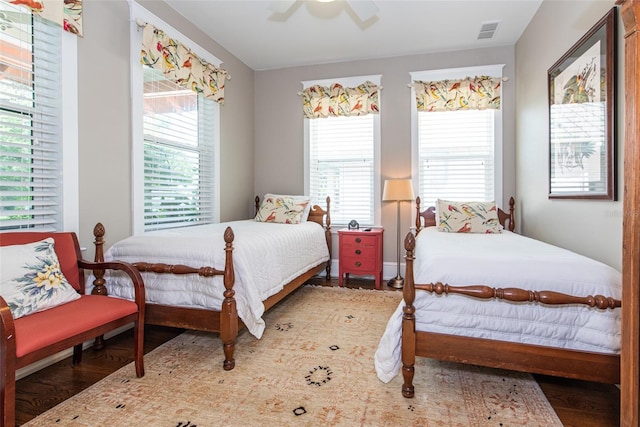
[0,232,145,427]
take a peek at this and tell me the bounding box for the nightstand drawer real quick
[341,245,376,258]
[341,234,378,248]
[341,255,376,271]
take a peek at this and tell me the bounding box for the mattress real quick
[92,220,330,338]
[374,227,622,383]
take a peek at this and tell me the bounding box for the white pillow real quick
[0,238,81,319]
[301,200,312,222]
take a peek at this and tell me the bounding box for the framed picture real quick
[548,8,617,200]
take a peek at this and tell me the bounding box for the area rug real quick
[25,285,562,426]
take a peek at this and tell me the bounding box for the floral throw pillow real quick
[436,199,501,233]
[255,195,310,224]
[0,238,81,319]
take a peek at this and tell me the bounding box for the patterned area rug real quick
[26,285,562,426]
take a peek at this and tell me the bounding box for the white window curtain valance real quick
[5,0,83,36]
[302,81,380,119]
[412,76,502,112]
[139,21,229,104]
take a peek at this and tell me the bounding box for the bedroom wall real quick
[515,0,623,271]
[254,47,517,275]
[76,0,255,256]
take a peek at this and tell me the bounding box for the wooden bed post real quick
[507,196,515,231]
[220,227,237,371]
[92,222,107,350]
[618,0,640,425]
[401,232,417,398]
[91,222,107,296]
[414,197,422,232]
[497,197,516,232]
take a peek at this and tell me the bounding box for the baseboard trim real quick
[320,259,406,282]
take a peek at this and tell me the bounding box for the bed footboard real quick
[93,224,238,370]
[400,231,621,398]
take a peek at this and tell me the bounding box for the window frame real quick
[410,65,504,208]
[129,1,221,234]
[303,74,382,227]
[61,32,79,233]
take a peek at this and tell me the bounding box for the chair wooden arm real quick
[78,259,146,310]
[0,296,17,418]
[0,296,16,345]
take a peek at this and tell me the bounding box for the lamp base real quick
[388,276,405,289]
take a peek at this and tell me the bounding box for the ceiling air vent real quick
[478,20,501,39]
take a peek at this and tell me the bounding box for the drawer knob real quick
[355,237,361,243]
[355,261,361,267]
[355,249,361,255]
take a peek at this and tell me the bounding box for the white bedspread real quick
[95,220,329,338]
[375,227,622,383]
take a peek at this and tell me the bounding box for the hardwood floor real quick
[13,278,620,426]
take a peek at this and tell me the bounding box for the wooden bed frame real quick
[92,196,332,371]
[400,196,621,398]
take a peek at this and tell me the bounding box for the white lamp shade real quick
[382,179,414,202]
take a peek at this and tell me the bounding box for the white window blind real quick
[309,115,375,225]
[142,67,215,231]
[0,6,62,231]
[417,109,495,206]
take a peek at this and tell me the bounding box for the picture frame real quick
[548,7,617,200]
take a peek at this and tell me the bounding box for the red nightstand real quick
[338,228,384,290]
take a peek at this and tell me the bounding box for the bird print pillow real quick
[255,195,310,224]
[436,199,501,233]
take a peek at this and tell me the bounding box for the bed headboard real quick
[415,196,515,233]
[307,196,331,229]
[253,195,331,229]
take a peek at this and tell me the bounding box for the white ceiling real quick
[164,0,544,71]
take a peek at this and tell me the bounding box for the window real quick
[130,3,220,233]
[417,109,495,202]
[0,3,78,231]
[304,76,381,226]
[141,67,217,231]
[411,66,503,207]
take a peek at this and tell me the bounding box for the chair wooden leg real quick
[1,363,16,427]
[133,321,144,378]
[72,343,83,366]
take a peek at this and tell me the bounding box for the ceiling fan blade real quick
[267,0,298,14]
[347,0,378,22]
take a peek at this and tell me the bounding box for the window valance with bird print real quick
[139,21,229,104]
[302,81,379,119]
[6,0,83,35]
[413,76,501,112]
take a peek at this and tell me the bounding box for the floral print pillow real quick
[0,238,81,319]
[255,195,310,224]
[436,199,501,233]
